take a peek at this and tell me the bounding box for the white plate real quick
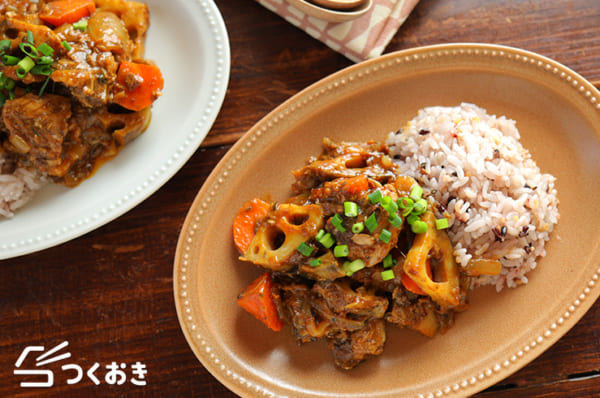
[0,0,230,259]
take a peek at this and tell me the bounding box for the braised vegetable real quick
[237,272,283,332]
[232,198,270,254]
[235,139,471,369]
[39,0,96,26]
[113,61,163,111]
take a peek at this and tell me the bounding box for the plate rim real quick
[0,0,231,259]
[174,42,600,398]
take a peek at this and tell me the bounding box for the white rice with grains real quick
[386,103,559,291]
[0,151,47,218]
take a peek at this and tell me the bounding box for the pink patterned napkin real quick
[255,0,420,62]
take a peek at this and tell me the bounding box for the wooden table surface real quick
[1,0,599,397]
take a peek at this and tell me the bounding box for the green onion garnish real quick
[411,220,428,234]
[381,269,395,281]
[351,222,364,234]
[0,39,11,52]
[31,64,52,76]
[383,254,396,268]
[406,213,419,225]
[26,30,34,44]
[435,217,449,230]
[61,41,72,51]
[381,196,399,215]
[410,185,423,201]
[368,189,383,204]
[379,228,392,243]
[317,231,335,248]
[412,198,428,215]
[365,213,378,233]
[297,241,313,257]
[334,244,349,258]
[73,20,88,31]
[36,55,53,65]
[344,201,358,217]
[343,259,365,276]
[2,55,18,65]
[37,43,54,57]
[309,258,322,267]
[331,214,346,232]
[389,213,403,228]
[38,75,51,96]
[16,56,35,78]
[19,42,39,59]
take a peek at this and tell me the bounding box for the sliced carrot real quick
[342,175,369,195]
[113,61,164,111]
[237,272,283,331]
[39,0,96,26]
[232,198,270,254]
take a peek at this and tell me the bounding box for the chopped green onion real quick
[368,189,383,204]
[297,241,314,257]
[398,197,413,209]
[406,213,420,225]
[37,43,54,57]
[412,198,428,215]
[316,229,325,240]
[19,42,39,59]
[351,222,364,234]
[16,56,35,78]
[436,217,449,230]
[31,64,52,76]
[334,244,349,258]
[36,55,53,65]
[331,214,346,232]
[409,185,423,201]
[365,213,378,233]
[26,30,34,44]
[381,269,395,281]
[0,39,11,52]
[379,228,392,243]
[73,20,88,31]
[388,213,403,228]
[61,40,72,51]
[2,55,18,65]
[411,220,428,234]
[398,197,414,216]
[317,232,335,248]
[381,196,398,215]
[0,91,6,107]
[345,259,365,275]
[309,258,322,267]
[344,201,359,217]
[1,76,15,91]
[383,254,396,268]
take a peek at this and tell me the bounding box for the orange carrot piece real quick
[237,272,283,331]
[113,61,164,111]
[232,198,270,254]
[342,175,369,195]
[39,0,96,26]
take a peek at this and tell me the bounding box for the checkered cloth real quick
[256,0,420,62]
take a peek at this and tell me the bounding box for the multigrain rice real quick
[386,103,559,290]
[0,152,46,218]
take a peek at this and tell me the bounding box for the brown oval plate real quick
[174,43,600,398]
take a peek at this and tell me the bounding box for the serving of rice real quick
[386,103,559,291]
[0,152,47,218]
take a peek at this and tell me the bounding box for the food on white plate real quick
[233,104,559,369]
[0,0,163,217]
